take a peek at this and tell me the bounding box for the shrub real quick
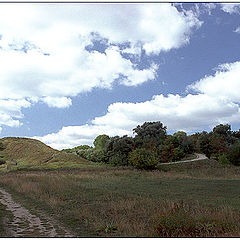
[228,140,240,166]
[105,135,135,166]
[108,153,128,166]
[172,147,185,162]
[129,148,158,170]
[78,149,107,163]
[218,154,231,165]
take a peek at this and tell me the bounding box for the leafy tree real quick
[213,124,231,136]
[197,131,212,158]
[172,147,185,161]
[228,140,240,166]
[158,136,175,163]
[133,121,167,148]
[173,131,194,154]
[105,135,135,166]
[93,134,110,151]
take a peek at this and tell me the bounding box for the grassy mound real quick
[0,137,97,170]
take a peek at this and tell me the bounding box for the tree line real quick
[62,122,240,169]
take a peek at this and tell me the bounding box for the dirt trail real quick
[158,153,208,165]
[0,187,73,237]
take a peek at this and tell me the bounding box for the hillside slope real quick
[0,137,95,170]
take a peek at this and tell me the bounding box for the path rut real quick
[0,187,73,237]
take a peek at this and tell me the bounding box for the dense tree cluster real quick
[62,122,240,169]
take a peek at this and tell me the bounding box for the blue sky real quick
[1,3,240,149]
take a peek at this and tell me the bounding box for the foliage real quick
[105,135,135,166]
[158,137,174,163]
[196,131,212,158]
[108,153,128,166]
[133,121,167,148]
[218,154,231,165]
[228,140,240,166]
[172,147,185,162]
[93,135,110,151]
[78,148,107,163]
[62,145,92,154]
[129,148,158,170]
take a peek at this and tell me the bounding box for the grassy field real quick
[0,160,240,237]
[0,137,101,171]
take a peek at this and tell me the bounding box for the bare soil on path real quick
[158,153,208,165]
[0,187,74,237]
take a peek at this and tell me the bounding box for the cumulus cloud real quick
[0,99,31,128]
[36,92,240,150]
[221,3,240,14]
[0,3,202,129]
[41,97,72,108]
[188,61,240,102]
[34,124,132,150]
[36,60,240,150]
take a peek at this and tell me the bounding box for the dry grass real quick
[0,168,240,237]
[0,137,97,171]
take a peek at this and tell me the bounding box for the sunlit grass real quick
[0,165,240,237]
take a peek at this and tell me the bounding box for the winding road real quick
[158,153,208,165]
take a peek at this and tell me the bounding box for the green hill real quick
[0,137,97,171]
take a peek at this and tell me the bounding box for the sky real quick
[1,2,240,149]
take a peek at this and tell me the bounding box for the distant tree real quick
[232,130,240,140]
[93,134,110,151]
[213,124,231,136]
[228,140,240,166]
[133,121,167,148]
[197,131,212,158]
[173,131,194,154]
[158,136,175,163]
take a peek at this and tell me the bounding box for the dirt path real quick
[158,153,208,165]
[0,187,73,237]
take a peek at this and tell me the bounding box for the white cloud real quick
[34,124,132,150]
[41,97,72,108]
[221,3,240,14]
[234,26,240,33]
[188,61,240,102]
[0,99,31,128]
[0,3,202,130]
[35,60,240,150]
[36,92,240,150]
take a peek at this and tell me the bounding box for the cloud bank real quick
[36,61,240,149]
[0,3,201,129]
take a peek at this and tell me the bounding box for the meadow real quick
[0,159,240,237]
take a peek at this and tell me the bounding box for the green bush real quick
[129,148,158,170]
[78,149,107,163]
[228,140,240,166]
[218,154,231,165]
[172,147,185,162]
[108,153,128,166]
